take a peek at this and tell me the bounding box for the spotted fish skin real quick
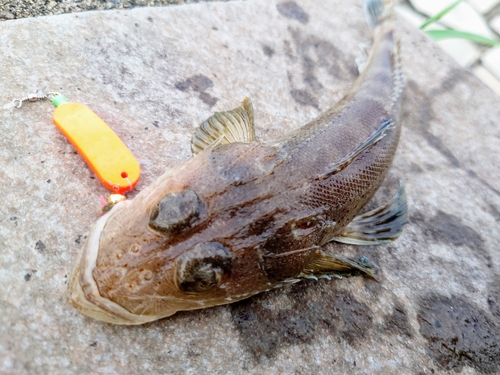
[69,0,406,325]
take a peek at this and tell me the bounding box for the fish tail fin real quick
[364,0,394,30]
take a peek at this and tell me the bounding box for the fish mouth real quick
[68,202,170,325]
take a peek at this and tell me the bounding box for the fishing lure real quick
[13,92,141,199]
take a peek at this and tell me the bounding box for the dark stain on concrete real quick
[466,170,500,198]
[426,211,484,249]
[262,44,275,57]
[198,92,218,107]
[486,202,500,222]
[231,281,374,361]
[425,133,461,168]
[403,79,461,168]
[418,294,500,373]
[189,75,213,93]
[283,40,295,60]
[175,74,218,107]
[289,27,347,84]
[35,240,46,252]
[329,290,374,346]
[276,1,309,24]
[409,162,424,174]
[290,89,318,108]
[382,302,413,337]
[24,269,36,282]
[403,72,500,199]
[284,28,353,109]
[421,210,490,267]
[175,74,213,93]
[487,282,500,320]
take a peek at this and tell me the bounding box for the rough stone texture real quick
[1,1,499,374]
[0,0,221,20]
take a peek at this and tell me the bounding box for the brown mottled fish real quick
[69,0,406,324]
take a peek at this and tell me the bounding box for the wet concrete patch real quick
[487,282,500,320]
[403,74,500,201]
[425,211,484,249]
[262,44,275,57]
[421,210,491,267]
[35,240,46,252]
[290,89,318,108]
[276,1,309,24]
[418,294,500,374]
[231,281,374,361]
[486,202,500,222]
[283,27,354,110]
[175,74,218,107]
[382,302,413,338]
[403,79,461,169]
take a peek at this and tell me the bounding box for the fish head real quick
[69,144,278,324]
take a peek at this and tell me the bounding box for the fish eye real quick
[149,189,205,235]
[175,242,231,293]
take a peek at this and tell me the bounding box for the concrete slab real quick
[491,14,500,35]
[409,0,496,38]
[482,46,500,79]
[467,0,500,14]
[436,38,481,67]
[396,3,427,28]
[1,1,500,374]
[473,64,500,93]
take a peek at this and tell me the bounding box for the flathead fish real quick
[69,0,407,324]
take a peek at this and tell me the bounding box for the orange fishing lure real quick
[14,92,140,195]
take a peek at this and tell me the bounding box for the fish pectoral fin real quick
[332,183,407,245]
[191,97,256,155]
[299,249,379,280]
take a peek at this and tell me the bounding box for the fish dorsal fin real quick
[332,182,407,245]
[191,97,256,155]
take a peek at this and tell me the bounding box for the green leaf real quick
[426,29,500,46]
[420,0,463,30]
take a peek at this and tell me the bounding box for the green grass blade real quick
[426,29,500,46]
[420,0,462,30]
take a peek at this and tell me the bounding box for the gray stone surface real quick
[1,1,500,374]
[0,0,219,20]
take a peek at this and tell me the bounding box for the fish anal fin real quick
[191,97,256,155]
[332,183,407,245]
[299,249,379,281]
